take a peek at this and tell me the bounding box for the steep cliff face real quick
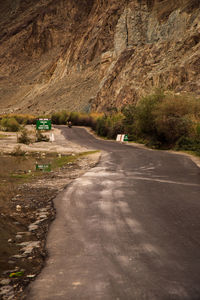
[0,0,199,113]
[93,0,200,111]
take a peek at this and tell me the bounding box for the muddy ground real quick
[0,127,100,300]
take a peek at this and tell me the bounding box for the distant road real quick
[27,126,200,300]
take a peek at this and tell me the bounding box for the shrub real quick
[1,117,20,132]
[96,116,109,137]
[134,90,165,138]
[51,111,69,125]
[59,111,69,124]
[18,128,31,144]
[36,130,49,142]
[68,112,80,125]
[154,94,200,145]
[88,113,103,130]
[51,112,61,124]
[175,136,200,155]
[107,113,125,139]
[0,114,37,125]
[48,91,200,154]
[122,105,137,140]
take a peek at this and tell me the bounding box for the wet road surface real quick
[27,126,200,300]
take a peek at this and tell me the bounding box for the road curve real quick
[27,126,200,300]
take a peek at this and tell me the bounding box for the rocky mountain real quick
[0,0,199,114]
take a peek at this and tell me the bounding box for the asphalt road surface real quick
[27,127,200,300]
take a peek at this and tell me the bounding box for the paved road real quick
[27,127,200,300]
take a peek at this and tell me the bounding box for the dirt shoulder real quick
[0,126,89,155]
[0,127,101,300]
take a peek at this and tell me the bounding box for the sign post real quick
[36,119,52,131]
[124,134,128,142]
[116,134,128,142]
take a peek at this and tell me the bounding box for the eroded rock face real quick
[93,0,200,111]
[0,0,199,113]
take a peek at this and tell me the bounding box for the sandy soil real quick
[0,126,89,155]
[0,127,100,300]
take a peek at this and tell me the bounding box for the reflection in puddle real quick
[35,164,51,172]
[0,155,53,207]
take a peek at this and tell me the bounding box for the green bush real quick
[48,91,200,155]
[154,95,200,145]
[134,90,165,138]
[0,114,37,125]
[107,113,125,139]
[51,111,69,125]
[122,105,137,140]
[1,117,20,132]
[59,111,69,124]
[96,116,109,137]
[51,112,61,124]
[175,136,200,155]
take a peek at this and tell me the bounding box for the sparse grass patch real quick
[51,151,99,169]
[52,155,77,168]
[77,150,100,157]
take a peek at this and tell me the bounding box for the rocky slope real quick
[0,0,199,114]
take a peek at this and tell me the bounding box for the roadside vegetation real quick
[52,151,99,169]
[51,91,200,155]
[0,114,51,145]
[0,92,199,155]
[0,114,37,132]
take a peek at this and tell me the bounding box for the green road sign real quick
[124,134,128,141]
[36,119,52,130]
[36,164,51,172]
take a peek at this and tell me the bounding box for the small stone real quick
[19,231,32,236]
[16,234,22,239]
[26,274,36,278]
[28,223,38,231]
[16,205,21,212]
[12,254,26,259]
[8,239,12,243]
[0,279,10,285]
[39,208,48,212]
[18,241,40,255]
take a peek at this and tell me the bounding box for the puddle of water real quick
[0,155,56,277]
[0,155,54,208]
[0,156,53,177]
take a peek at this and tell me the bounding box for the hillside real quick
[0,0,199,114]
